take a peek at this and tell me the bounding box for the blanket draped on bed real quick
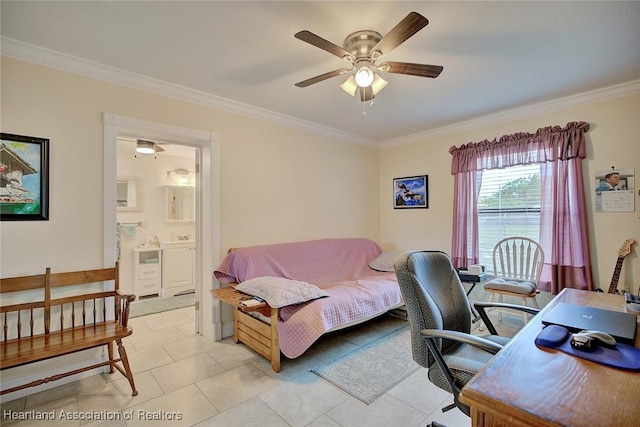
[214,238,402,358]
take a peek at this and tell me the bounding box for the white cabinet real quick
[161,241,195,298]
[165,186,195,223]
[133,248,162,298]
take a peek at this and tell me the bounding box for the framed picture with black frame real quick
[0,133,50,221]
[394,175,428,209]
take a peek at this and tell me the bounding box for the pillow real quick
[235,276,329,308]
[368,251,402,272]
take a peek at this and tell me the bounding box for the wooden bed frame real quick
[211,286,281,372]
[211,243,403,372]
[211,284,405,372]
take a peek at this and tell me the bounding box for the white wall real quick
[379,93,640,294]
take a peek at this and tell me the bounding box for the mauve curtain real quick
[449,121,593,294]
[451,170,481,268]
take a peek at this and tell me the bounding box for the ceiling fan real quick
[135,139,164,156]
[294,12,443,102]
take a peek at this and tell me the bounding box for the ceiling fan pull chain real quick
[362,101,367,117]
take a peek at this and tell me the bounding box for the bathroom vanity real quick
[161,240,196,297]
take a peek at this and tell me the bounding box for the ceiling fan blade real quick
[371,12,429,58]
[295,30,355,62]
[154,144,165,153]
[295,68,352,87]
[378,61,443,78]
[359,86,374,102]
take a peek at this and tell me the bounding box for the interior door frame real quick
[102,113,222,340]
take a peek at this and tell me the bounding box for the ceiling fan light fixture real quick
[340,75,358,96]
[354,66,374,87]
[371,73,388,95]
[135,139,156,155]
[294,13,442,108]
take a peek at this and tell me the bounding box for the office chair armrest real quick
[420,329,503,355]
[420,329,503,401]
[473,302,541,336]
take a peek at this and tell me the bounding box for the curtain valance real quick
[449,121,590,174]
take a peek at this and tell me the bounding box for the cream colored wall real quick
[380,93,640,294]
[0,57,380,397]
[1,56,637,400]
[218,116,381,249]
[0,57,381,279]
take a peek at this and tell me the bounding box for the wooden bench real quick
[0,263,138,396]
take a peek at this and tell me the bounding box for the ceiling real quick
[2,1,639,146]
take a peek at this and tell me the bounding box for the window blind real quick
[478,164,541,269]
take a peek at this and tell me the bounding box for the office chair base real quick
[442,402,457,412]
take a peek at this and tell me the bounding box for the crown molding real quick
[3,37,638,150]
[1,37,377,147]
[380,79,640,148]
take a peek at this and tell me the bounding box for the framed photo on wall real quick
[0,133,50,221]
[394,175,428,209]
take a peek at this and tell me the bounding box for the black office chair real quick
[394,250,539,417]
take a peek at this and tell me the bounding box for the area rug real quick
[130,292,195,318]
[311,325,418,404]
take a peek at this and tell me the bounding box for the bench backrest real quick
[0,264,124,342]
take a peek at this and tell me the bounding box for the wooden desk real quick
[460,288,640,427]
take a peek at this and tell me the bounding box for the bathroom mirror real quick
[116,176,143,211]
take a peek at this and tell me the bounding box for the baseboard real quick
[221,322,234,339]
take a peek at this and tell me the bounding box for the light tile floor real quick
[1,287,552,427]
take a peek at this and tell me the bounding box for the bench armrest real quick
[116,290,136,326]
[117,290,136,303]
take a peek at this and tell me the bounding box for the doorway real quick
[102,113,222,341]
[117,139,196,321]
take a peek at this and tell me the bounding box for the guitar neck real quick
[608,256,624,294]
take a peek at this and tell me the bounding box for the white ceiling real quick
[2,1,639,146]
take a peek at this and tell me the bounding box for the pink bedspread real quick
[214,238,402,358]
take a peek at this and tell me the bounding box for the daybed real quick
[213,238,403,371]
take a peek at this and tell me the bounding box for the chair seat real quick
[431,335,510,393]
[484,278,536,295]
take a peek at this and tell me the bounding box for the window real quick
[477,164,541,270]
[450,122,592,293]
